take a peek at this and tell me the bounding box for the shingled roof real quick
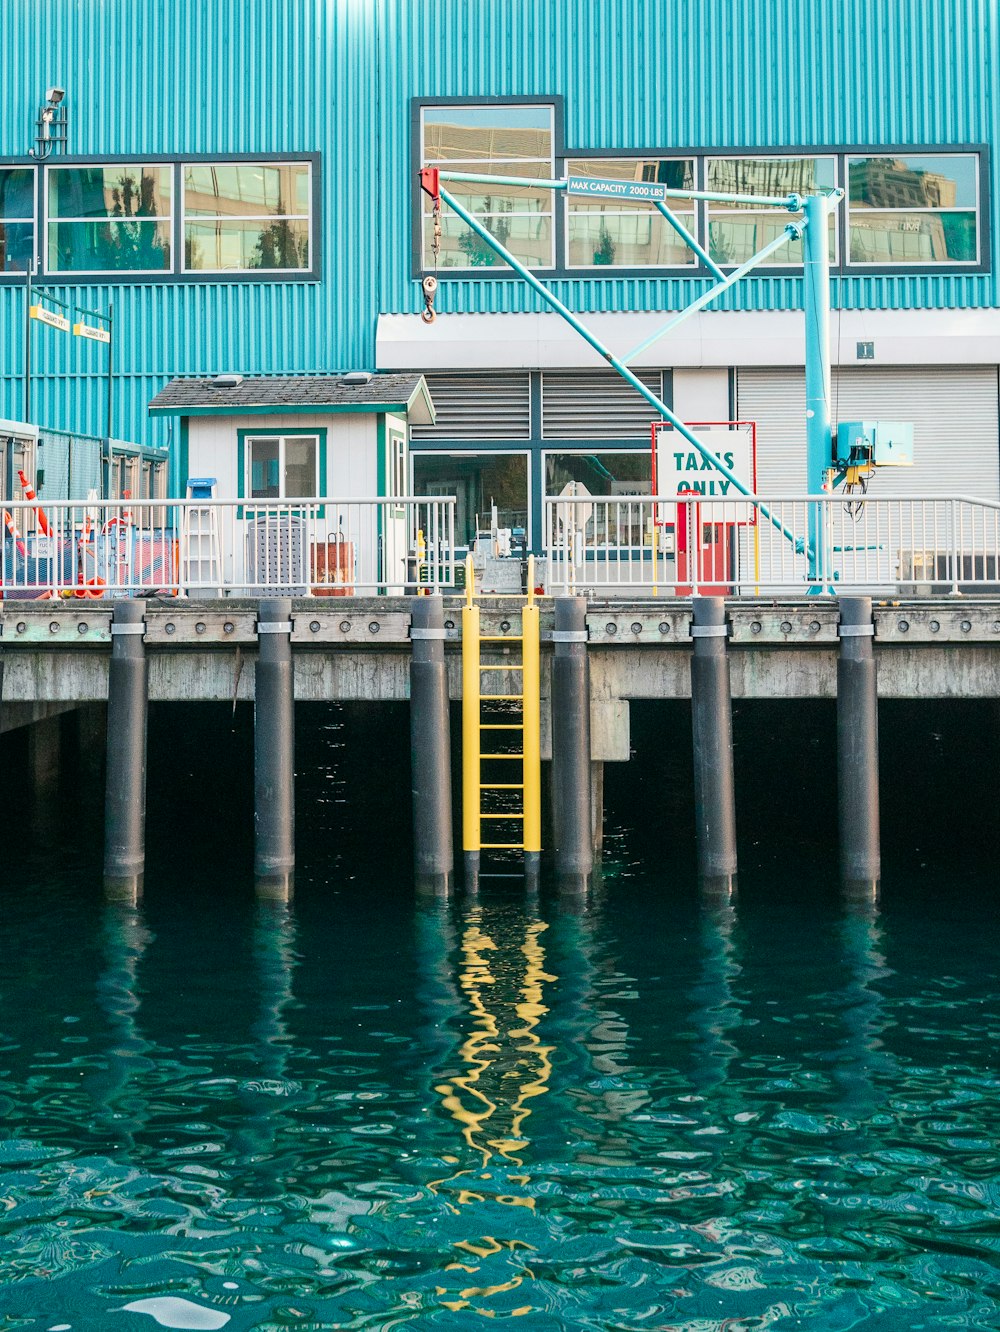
[148,373,435,425]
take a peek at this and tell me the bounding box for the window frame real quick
[410,114,991,280]
[0,152,322,284]
[415,97,560,273]
[704,152,841,270]
[412,96,564,278]
[845,150,983,269]
[563,154,700,270]
[237,427,328,511]
[181,160,314,275]
[0,163,38,275]
[45,161,175,277]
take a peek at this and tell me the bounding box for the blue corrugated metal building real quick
[0,0,997,538]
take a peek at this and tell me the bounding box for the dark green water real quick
[1,702,999,1329]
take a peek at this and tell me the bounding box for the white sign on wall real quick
[654,424,756,499]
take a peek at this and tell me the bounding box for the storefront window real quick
[183,162,311,271]
[706,156,837,265]
[413,452,529,546]
[420,104,555,269]
[47,164,172,272]
[848,154,979,264]
[566,159,696,267]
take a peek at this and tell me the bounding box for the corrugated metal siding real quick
[737,366,1000,497]
[410,372,531,440]
[541,369,663,438]
[0,0,996,452]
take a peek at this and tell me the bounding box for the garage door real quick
[736,366,1000,498]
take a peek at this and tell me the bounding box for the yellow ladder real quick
[462,554,541,868]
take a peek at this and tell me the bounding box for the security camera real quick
[45,87,65,105]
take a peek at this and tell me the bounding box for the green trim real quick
[376,414,387,498]
[150,400,413,418]
[237,426,328,518]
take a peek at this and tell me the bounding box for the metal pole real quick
[461,558,480,890]
[804,193,833,581]
[690,596,737,891]
[522,567,541,890]
[623,223,802,364]
[651,200,727,282]
[106,303,114,444]
[410,594,453,893]
[437,185,804,555]
[104,599,148,902]
[837,596,880,894]
[255,598,295,898]
[23,266,31,422]
[550,597,592,889]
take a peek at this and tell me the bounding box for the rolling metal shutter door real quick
[542,369,664,439]
[737,367,1000,498]
[411,372,531,441]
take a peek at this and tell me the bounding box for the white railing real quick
[544,494,1000,596]
[0,497,457,598]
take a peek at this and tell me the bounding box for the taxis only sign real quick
[654,423,757,507]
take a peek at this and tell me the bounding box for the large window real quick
[47,164,172,272]
[566,158,696,267]
[0,168,34,272]
[420,104,555,269]
[245,433,320,499]
[848,154,979,264]
[183,162,311,271]
[413,452,529,546]
[706,156,838,266]
[544,450,651,497]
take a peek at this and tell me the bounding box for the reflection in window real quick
[0,167,35,272]
[247,434,318,499]
[413,452,529,546]
[848,155,978,264]
[184,162,311,271]
[47,165,171,272]
[707,156,837,265]
[545,450,651,496]
[566,159,696,267]
[420,104,555,268]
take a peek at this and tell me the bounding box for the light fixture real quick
[29,87,68,159]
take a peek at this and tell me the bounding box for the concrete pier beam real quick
[255,598,295,899]
[690,596,737,892]
[104,600,148,903]
[838,596,880,895]
[409,595,453,894]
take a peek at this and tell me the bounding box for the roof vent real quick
[341,370,373,386]
[210,373,243,388]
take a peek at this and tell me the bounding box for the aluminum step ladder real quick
[181,477,222,596]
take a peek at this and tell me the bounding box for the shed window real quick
[183,162,311,271]
[847,154,979,265]
[247,434,319,499]
[566,158,697,267]
[706,156,838,265]
[46,165,172,272]
[0,167,35,272]
[420,104,555,269]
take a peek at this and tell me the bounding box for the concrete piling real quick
[255,598,295,898]
[409,595,454,893]
[690,596,737,891]
[837,596,880,894]
[104,599,148,902]
[550,596,593,889]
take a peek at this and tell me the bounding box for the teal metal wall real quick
[0,0,995,455]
